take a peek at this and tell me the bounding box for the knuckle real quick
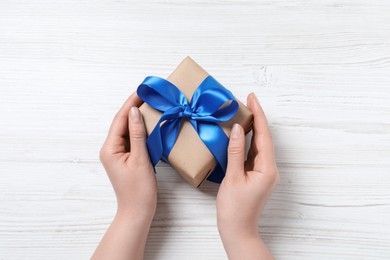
[228,144,244,155]
[99,148,108,163]
[271,169,280,185]
[130,126,145,140]
[264,167,279,185]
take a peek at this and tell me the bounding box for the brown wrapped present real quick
[139,57,253,187]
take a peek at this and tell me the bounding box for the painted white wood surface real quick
[1,0,390,259]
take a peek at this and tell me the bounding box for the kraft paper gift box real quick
[139,57,253,187]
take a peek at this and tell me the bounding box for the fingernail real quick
[231,123,242,139]
[131,107,141,122]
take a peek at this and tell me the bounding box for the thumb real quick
[128,107,149,160]
[226,123,246,177]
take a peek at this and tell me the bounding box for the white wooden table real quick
[1,1,389,259]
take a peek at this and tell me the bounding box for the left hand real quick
[99,92,157,222]
[92,92,157,260]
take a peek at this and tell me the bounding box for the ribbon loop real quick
[137,75,238,183]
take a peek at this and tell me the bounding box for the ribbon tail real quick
[146,123,164,167]
[160,118,183,162]
[146,116,183,167]
[207,164,225,183]
[197,122,229,183]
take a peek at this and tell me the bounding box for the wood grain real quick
[0,0,389,259]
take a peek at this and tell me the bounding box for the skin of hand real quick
[216,93,279,260]
[91,93,157,260]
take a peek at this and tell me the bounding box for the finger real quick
[104,92,143,154]
[226,123,246,177]
[247,93,275,171]
[245,95,260,164]
[244,136,257,171]
[128,106,150,161]
[247,93,272,137]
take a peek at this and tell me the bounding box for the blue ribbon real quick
[137,75,238,183]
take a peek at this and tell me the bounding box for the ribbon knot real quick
[181,104,193,119]
[137,75,239,183]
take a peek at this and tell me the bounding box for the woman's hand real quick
[99,92,157,220]
[216,93,279,260]
[92,92,157,260]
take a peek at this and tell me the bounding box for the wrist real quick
[218,221,274,259]
[116,198,156,222]
[218,225,260,246]
[217,217,259,242]
[115,206,155,229]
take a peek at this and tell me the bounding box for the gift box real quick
[138,57,253,187]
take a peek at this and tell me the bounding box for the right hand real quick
[216,93,279,259]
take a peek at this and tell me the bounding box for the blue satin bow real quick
[137,75,238,183]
